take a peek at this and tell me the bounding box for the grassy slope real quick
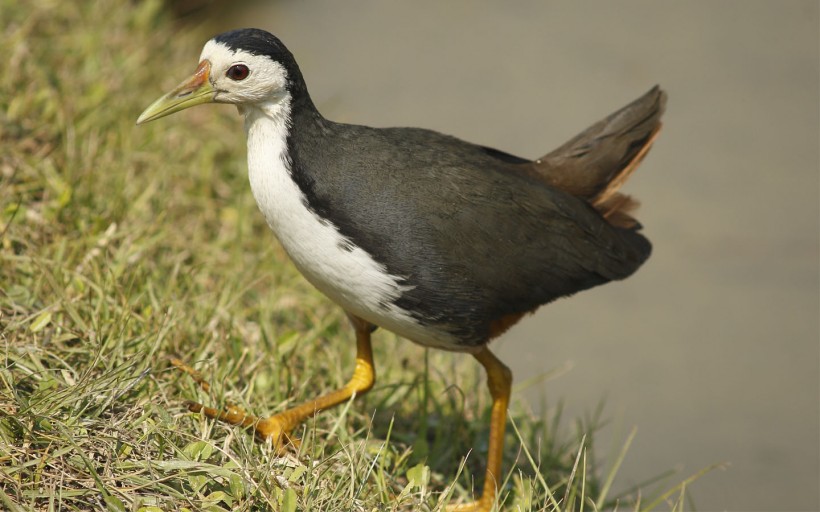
[0,1,701,510]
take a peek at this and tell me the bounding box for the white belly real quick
[243,104,459,349]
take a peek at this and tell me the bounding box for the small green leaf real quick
[36,379,57,393]
[188,474,207,493]
[288,464,306,483]
[204,491,230,506]
[30,311,52,333]
[153,460,235,478]
[282,488,297,512]
[407,463,430,490]
[183,440,213,461]
[229,474,244,498]
[104,495,126,512]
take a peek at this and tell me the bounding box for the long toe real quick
[170,358,212,392]
[187,400,261,430]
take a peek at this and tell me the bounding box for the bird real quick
[137,28,665,512]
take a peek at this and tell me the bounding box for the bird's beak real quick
[137,60,215,124]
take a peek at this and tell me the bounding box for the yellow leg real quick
[175,314,376,453]
[447,347,512,512]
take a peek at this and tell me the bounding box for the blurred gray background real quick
[217,1,818,510]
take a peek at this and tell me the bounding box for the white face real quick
[199,40,290,106]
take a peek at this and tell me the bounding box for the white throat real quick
[241,99,458,349]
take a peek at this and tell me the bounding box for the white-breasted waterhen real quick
[138,28,665,511]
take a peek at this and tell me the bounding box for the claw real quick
[254,415,301,455]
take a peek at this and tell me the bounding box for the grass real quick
[0,1,712,510]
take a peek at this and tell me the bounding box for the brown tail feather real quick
[590,122,662,228]
[528,86,666,227]
[590,123,662,209]
[597,193,640,229]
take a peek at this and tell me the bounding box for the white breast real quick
[243,100,458,349]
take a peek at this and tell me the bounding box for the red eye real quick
[226,64,249,80]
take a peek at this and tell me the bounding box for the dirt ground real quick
[222,2,819,510]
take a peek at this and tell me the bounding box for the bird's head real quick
[137,28,302,124]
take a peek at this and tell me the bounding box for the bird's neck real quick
[241,90,325,157]
[241,96,292,141]
[243,97,293,231]
[242,92,327,233]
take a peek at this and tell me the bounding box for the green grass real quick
[0,1,712,510]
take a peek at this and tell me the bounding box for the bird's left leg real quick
[446,346,512,512]
[175,314,376,453]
